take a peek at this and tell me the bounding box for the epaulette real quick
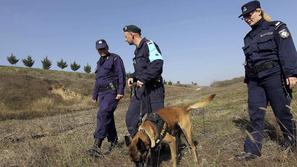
[271,21,285,30]
[113,56,118,61]
[110,53,118,61]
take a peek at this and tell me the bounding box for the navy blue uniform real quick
[92,53,126,142]
[242,19,297,155]
[126,38,165,136]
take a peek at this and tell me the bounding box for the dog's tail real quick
[186,94,216,111]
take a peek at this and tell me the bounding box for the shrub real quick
[84,64,91,73]
[57,59,68,70]
[70,62,80,71]
[41,57,52,70]
[7,53,19,65]
[22,55,35,67]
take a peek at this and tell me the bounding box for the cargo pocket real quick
[257,37,276,51]
[242,45,251,56]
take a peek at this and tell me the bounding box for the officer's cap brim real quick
[239,0,261,18]
[123,25,141,34]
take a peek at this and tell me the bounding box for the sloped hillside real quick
[0,66,95,120]
[1,66,297,166]
[0,66,199,120]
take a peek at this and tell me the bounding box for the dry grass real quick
[51,86,82,101]
[31,97,55,111]
[1,66,297,166]
[0,66,96,120]
[189,81,297,167]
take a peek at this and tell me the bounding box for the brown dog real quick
[126,94,216,167]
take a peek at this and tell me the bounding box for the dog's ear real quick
[137,138,147,153]
[125,135,131,146]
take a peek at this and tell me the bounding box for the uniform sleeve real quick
[92,65,100,100]
[138,43,163,83]
[275,24,297,77]
[114,56,126,95]
[138,60,163,83]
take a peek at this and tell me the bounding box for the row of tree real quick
[6,54,91,73]
[6,54,198,85]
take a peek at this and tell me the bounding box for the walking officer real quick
[236,0,297,160]
[88,39,126,158]
[122,25,165,137]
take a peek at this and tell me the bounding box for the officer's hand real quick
[137,80,144,87]
[115,94,124,100]
[286,77,297,89]
[127,78,134,88]
[92,99,97,103]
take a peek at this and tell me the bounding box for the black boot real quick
[281,122,296,151]
[88,139,104,158]
[281,135,296,152]
[125,135,132,146]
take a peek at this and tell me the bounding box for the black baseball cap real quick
[95,39,108,50]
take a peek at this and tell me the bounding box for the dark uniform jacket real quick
[131,38,163,84]
[92,53,126,100]
[243,19,297,80]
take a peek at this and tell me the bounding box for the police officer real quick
[122,25,165,137]
[88,39,126,158]
[236,0,297,160]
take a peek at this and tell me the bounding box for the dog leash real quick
[156,144,161,167]
[130,85,144,126]
[136,86,153,126]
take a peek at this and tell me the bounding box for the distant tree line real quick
[6,53,199,85]
[163,79,197,86]
[6,53,92,73]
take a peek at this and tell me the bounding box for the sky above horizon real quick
[1,0,297,85]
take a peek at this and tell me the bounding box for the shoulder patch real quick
[279,29,290,38]
[147,40,163,62]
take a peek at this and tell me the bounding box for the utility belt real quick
[98,82,117,92]
[147,77,163,87]
[246,61,279,74]
[131,77,163,98]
